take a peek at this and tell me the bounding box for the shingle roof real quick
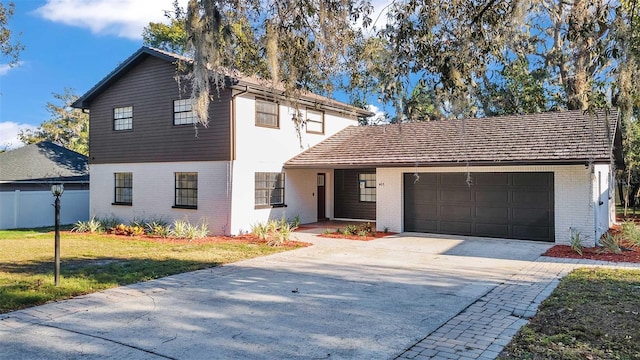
[72,46,373,118]
[0,142,88,182]
[285,109,623,168]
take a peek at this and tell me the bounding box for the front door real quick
[317,173,326,220]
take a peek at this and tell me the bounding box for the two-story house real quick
[75,47,623,246]
[72,46,372,235]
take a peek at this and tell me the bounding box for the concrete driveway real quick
[0,232,553,359]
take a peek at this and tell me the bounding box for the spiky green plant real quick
[72,217,102,233]
[569,228,584,256]
[599,232,622,254]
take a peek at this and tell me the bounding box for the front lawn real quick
[0,229,304,314]
[499,268,640,359]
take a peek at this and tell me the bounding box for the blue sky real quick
[0,0,388,150]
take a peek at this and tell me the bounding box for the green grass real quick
[499,268,640,359]
[0,229,303,313]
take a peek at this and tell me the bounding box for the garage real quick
[404,172,554,241]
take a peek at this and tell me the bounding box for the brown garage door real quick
[404,172,554,242]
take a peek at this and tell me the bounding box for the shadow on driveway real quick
[0,233,553,359]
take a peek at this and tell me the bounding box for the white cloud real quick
[368,0,393,30]
[34,0,187,40]
[0,61,23,76]
[0,122,36,150]
[36,0,390,40]
[366,104,389,124]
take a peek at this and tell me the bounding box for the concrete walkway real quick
[1,231,638,359]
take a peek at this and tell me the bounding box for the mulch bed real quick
[63,231,311,247]
[543,225,640,263]
[543,244,640,263]
[317,231,396,241]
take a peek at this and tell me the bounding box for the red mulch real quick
[317,231,396,241]
[543,245,640,263]
[543,225,640,263]
[63,231,311,247]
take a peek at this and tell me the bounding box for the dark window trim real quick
[174,172,198,209]
[173,98,197,126]
[114,172,132,205]
[254,172,286,208]
[358,172,376,203]
[255,97,280,129]
[254,204,288,210]
[172,205,198,210]
[305,108,325,135]
[113,105,134,131]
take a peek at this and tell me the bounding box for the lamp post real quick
[51,183,64,286]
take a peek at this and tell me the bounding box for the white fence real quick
[0,190,89,229]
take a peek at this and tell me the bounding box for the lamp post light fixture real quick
[51,183,64,286]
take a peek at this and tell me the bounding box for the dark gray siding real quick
[89,55,232,164]
[334,169,376,220]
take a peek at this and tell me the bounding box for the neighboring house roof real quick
[71,46,373,118]
[285,109,624,169]
[0,142,89,183]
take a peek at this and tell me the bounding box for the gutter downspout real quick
[593,166,602,246]
[226,86,249,235]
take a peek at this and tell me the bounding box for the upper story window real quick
[306,109,324,134]
[113,172,132,205]
[174,99,197,125]
[255,98,279,128]
[255,172,285,208]
[359,173,376,202]
[174,172,198,209]
[114,106,133,131]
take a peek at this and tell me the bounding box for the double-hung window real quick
[114,106,133,130]
[113,172,132,205]
[255,98,279,128]
[359,173,376,202]
[173,99,196,125]
[174,172,198,208]
[255,172,285,208]
[306,109,324,134]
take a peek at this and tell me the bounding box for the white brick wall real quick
[90,162,232,234]
[226,94,356,234]
[376,165,605,245]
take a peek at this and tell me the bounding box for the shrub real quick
[252,218,296,247]
[358,222,374,234]
[72,217,102,233]
[111,223,144,236]
[98,216,121,232]
[268,222,293,247]
[599,232,622,254]
[266,220,279,234]
[621,221,640,249]
[251,222,269,240]
[146,221,170,237]
[569,228,584,256]
[343,224,357,236]
[291,215,301,229]
[169,218,208,240]
[185,221,208,239]
[170,219,189,238]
